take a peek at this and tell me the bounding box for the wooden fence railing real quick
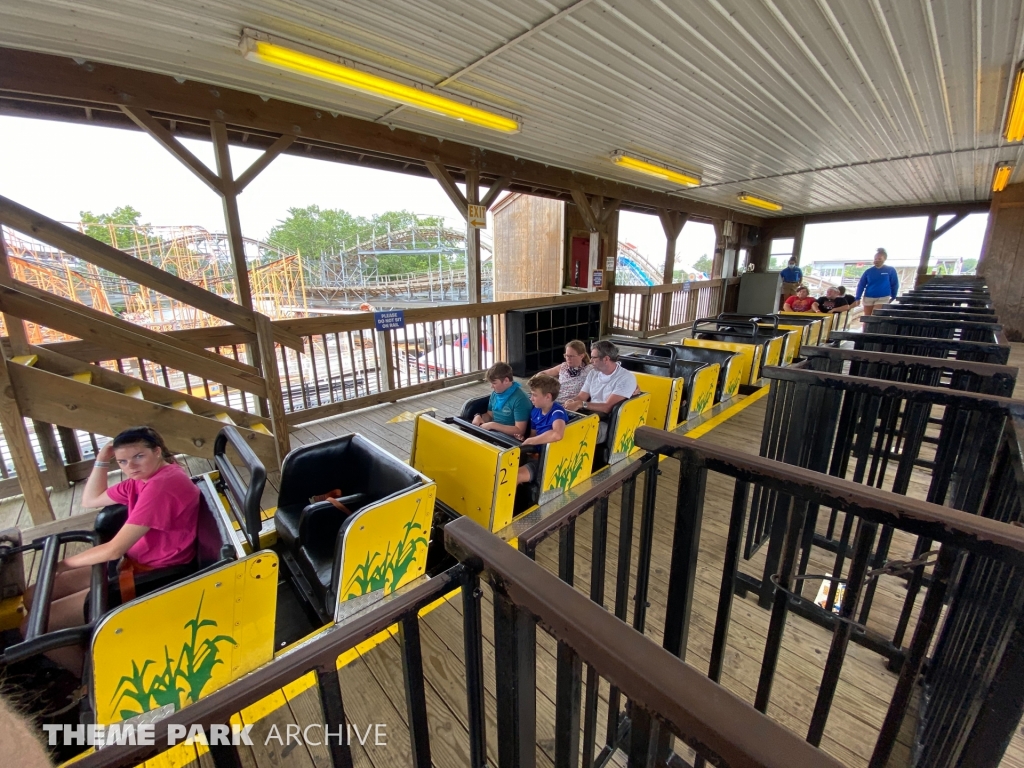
[34,292,608,429]
[610,279,726,338]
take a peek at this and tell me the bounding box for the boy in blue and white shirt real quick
[517,374,568,484]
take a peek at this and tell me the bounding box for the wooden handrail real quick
[0,283,268,397]
[610,278,721,296]
[444,517,843,768]
[0,195,303,352]
[37,291,611,361]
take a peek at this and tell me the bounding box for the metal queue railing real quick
[630,429,1024,768]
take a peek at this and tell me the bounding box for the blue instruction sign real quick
[374,310,406,331]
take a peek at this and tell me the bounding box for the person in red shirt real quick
[783,286,820,313]
[21,426,199,675]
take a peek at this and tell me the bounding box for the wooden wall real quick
[492,193,565,301]
[979,182,1024,340]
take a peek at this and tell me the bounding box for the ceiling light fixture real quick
[737,193,782,212]
[1005,66,1024,142]
[993,162,1013,193]
[240,30,520,133]
[610,152,701,188]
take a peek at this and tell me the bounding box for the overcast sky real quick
[0,115,989,273]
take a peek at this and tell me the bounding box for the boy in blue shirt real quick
[855,248,900,316]
[516,373,568,484]
[473,362,532,437]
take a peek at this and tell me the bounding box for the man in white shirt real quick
[565,340,639,414]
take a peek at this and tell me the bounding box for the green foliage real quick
[80,206,146,247]
[344,519,428,599]
[549,439,591,490]
[268,205,451,275]
[111,593,237,719]
[961,258,978,274]
[844,264,870,279]
[691,254,713,274]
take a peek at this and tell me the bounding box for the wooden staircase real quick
[7,348,279,466]
[0,195,301,525]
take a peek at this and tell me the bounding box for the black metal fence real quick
[828,330,1010,364]
[632,428,1024,768]
[915,415,1024,768]
[859,314,1004,344]
[745,363,1014,659]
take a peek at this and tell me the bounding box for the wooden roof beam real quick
[0,47,762,225]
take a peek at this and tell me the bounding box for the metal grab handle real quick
[718,312,781,330]
[449,417,541,454]
[693,317,759,339]
[608,338,679,372]
[214,426,267,552]
[4,530,106,664]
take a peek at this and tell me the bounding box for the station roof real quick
[0,0,1021,218]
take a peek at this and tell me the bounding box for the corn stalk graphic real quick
[548,438,591,491]
[344,513,429,600]
[693,387,713,415]
[726,371,739,396]
[111,593,236,720]
[615,414,646,455]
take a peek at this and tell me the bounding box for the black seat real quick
[275,434,424,613]
[460,395,490,421]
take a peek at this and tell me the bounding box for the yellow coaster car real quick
[615,341,719,430]
[0,426,445,754]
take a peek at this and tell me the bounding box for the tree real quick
[692,254,713,275]
[267,205,360,260]
[267,205,453,275]
[961,258,978,274]
[80,205,146,248]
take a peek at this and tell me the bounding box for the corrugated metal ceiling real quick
[1,0,1022,215]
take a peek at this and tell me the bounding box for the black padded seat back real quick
[276,434,424,611]
[279,434,422,508]
[619,355,669,378]
[195,490,236,568]
[460,395,490,421]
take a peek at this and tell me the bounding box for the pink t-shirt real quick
[106,462,200,568]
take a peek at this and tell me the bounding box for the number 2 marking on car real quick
[499,467,508,484]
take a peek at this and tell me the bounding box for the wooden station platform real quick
[4,341,1024,768]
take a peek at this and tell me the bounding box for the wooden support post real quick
[464,170,482,372]
[792,218,806,266]
[917,213,968,282]
[425,166,509,373]
[211,122,255,311]
[917,214,938,282]
[252,312,289,467]
[0,231,68,490]
[658,211,688,328]
[376,330,396,392]
[0,351,53,523]
[602,209,619,336]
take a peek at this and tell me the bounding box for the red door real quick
[570,237,590,288]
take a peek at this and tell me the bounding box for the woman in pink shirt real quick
[23,426,199,674]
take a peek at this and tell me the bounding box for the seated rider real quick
[21,426,200,676]
[472,362,531,438]
[817,286,854,314]
[564,340,639,439]
[516,374,567,484]
[783,285,819,313]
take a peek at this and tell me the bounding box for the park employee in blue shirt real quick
[855,249,899,316]
[779,258,803,308]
